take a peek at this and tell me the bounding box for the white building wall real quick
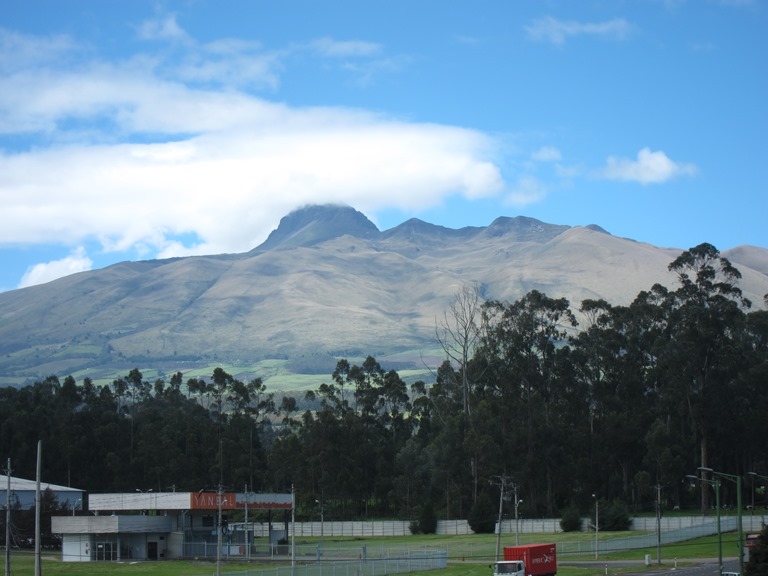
[62,534,91,562]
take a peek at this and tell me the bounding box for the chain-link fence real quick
[183,514,767,576]
[185,548,447,576]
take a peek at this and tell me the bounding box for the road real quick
[563,558,740,576]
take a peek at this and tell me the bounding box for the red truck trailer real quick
[494,544,557,576]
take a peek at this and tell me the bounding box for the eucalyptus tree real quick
[225,376,273,490]
[730,308,768,472]
[352,355,386,417]
[570,296,663,505]
[331,358,352,412]
[475,290,577,515]
[125,368,152,475]
[412,359,475,513]
[660,243,750,511]
[211,367,234,428]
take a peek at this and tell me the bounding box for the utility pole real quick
[592,494,599,560]
[5,458,11,576]
[216,483,223,576]
[655,484,662,565]
[35,441,41,576]
[514,484,523,546]
[291,485,296,576]
[491,475,513,561]
[216,440,223,576]
[245,484,250,561]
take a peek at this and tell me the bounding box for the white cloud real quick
[135,14,282,90]
[526,16,631,45]
[311,37,382,57]
[599,148,697,184]
[136,14,190,42]
[176,46,282,90]
[0,27,80,73]
[531,146,562,163]
[505,175,548,206]
[18,247,93,288]
[1,119,506,256]
[0,25,531,287]
[0,32,507,268]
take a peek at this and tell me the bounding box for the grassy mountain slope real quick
[0,205,765,388]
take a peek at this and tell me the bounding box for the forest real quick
[1,243,766,525]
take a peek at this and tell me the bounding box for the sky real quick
[1,0,766,292]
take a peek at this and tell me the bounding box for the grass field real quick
[3,531,737,576]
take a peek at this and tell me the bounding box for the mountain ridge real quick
[0,204,765,386]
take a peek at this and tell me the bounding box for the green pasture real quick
[14,346,447,393]
[4,531,736,576]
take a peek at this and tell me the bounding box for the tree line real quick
[1,243,766,526]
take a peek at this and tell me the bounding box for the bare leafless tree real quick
[436,283,484,415]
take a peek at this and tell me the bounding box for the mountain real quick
[1,204,766,387]
[254,203,380,250]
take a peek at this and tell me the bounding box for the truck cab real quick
[493,560,526,576]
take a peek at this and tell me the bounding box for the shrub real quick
[468,492,496,534]
[409,520,420,535]
[600,499,632,531]
[559,505,582,532]
[419,501,438,534]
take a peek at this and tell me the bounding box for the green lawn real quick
[4,532,735,576]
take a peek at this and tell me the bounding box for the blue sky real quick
[1,0,765,292]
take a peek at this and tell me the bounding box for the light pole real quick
[72,499,82,517]
[315,498,324,547]
[514,487,523,547]
[655,484,662,565]
[495,477,505,562]
[592,494,599,560]
[216,484,223,576]
[700,467,743,576]
[688,474,722,575]
[748,472,768,524]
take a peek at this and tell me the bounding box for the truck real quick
[492,544,557,576]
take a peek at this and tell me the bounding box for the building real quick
[0,474,84,510]
[51,491,293,562]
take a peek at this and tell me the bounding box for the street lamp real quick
[700,467,743,576]
[514,488,523,547]
[315,499,324,541]
[688,474,722,575]
[655,484,663,565]
[592,494,599,560]
[748,472,768,521]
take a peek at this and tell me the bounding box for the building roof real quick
[0,474,83,493]
[89,491,293,511]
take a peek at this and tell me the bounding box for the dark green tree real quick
[417,500,438,534]
[661,243,750,511]
[476,290,577,515]
[467,490,496,534]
